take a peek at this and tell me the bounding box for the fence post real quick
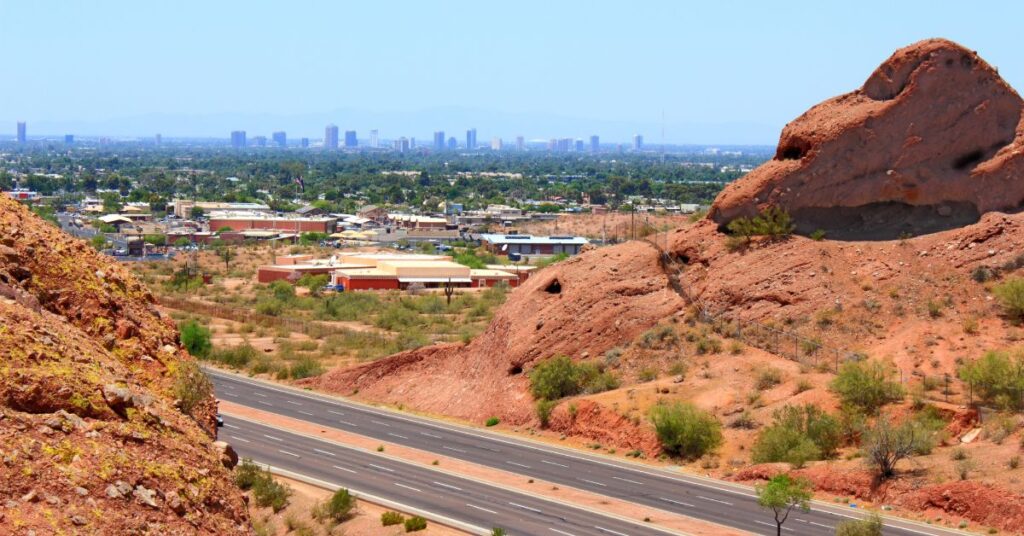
[835,349,840,374]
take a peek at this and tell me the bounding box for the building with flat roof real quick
[208,210,337,234]
[171,200,270,219]
[16,122,26,144]
[324,124,339,149]
[478,234,589,256]
[344,130,357,148]
[230,130,246,148]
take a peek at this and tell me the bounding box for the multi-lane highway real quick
[224,416,675,536]
[210,369,967,536]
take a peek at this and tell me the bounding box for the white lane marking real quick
[368,463,394,473]
[810,521,833,529]
[579,478,606,487]
[594,526,628,536]
[421,432,442,439]
[506,461,531,469]
[755,520,793,532]
[286,400,303,406]
[697,495,733,506]
[223,423,239,429]
[332,465,357,474]
[327,410,346,416]
[550,529,577,536]
[443,446,467,454]
[465,503,497,514]
[388,433,409,440]
[253,392,267,397]
[263,434,283,441]
[394,483,421,493]
[541,460,568,468]
[227,435,250,443]
[257,401,273,407]
[339,420,358,427]
[612,476,643,485]
[509,502,542,513]
[313,448,336,457]
[298,411,314,416]
[370,420,391,427]
[278,450,301,458]
[432,481,463,491]
[659,497,695,507]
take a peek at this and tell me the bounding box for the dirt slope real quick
[0,195,250,534]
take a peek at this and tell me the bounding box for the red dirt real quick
[0,195,250,534]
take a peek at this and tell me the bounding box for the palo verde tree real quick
[756,474,812,536]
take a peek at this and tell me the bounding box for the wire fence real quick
[640,236,994,409]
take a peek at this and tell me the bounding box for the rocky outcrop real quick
[709,38,1024,240]
[0,195,250,534]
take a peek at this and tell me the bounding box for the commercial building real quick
[633,134,643,151]
[330,254,518,290]
[272,131,287,147]
[300,137,310,148]
[433,131,445,151]
[253,136,267,147]
[515,136,525,151]
[171,200,270,219]
[369,129,379,148]
[478,234,589,257]
[447,137,457,150]
[466,128,477,150]
[208,210,337,234]
[590,135,600,152]
[230,130,246,148]
[344,130,357,148]
[387,213,448,230]
[491,137,502,151]
[16,122,26,144]
[64,134,74,144]
[574,139,584,152]
[324,124,339,149]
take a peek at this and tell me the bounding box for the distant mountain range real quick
[2,107,781,145]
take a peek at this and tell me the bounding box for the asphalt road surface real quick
[224,416,672,536]
[210,370,968,536]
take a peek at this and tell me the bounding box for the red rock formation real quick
[709,38,1024,240]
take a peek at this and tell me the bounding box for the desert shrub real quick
[638,367,658,382]
[235,459,292,512]
[835,514,883,536]
[793,379,814,395]
[994,278,1024,321]
[314,488,355,523]
[751,404,841,467]
[535,399,556,427]
[288,356,325,380]
[269,279,296,302]
[209,343,259,369]
[861,417,933,478]
[179,320,212,358]
[297,273,329,296]
[959,350,1024,410]
[830,360,903,413]
[639,325,679,349]
[485,417,500,427]
[233,458,264,489]
[381,512,405,526]
[174,360,213,417]
[491,529,508,536]
[694,335,723,354]
[800,338,822,355]
[529,356,619,400]
[404,516,427,532]
[755,367,784,390]
[254,298,285,316]
[727,206,794,241]
[972,265,997,283]
[649,402,722,460]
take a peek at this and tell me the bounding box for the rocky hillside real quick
[0,195,250,534]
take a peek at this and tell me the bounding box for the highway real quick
[210,369,968,536]
[224,415,673,536]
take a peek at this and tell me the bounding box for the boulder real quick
[212,441,238,469]
[709,38,1024,240]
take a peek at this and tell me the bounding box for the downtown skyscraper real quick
[344,130,357,148]
[230,130,246,148]
[324,124,339,149]
[433,131,445,151]
[16,122,26,144]
[466,128,477,150]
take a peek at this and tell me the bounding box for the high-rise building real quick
[230,130,247,148]
[16,122,26,144]
[575,139,584,153]
[433,131,445,151]
[590,135,599,152]
[409,137,416,149]
[64,134,74,144]
[253,136,267,147]
[515,136,524,151]
[558,138,571,152]
[548,138,557,151]
[394,137,409,153]
[324,124,339,149]
[344,130,357,148]
[447,137,457,150]
[369,129,379,148]
[272,131,287,148]
[633,134,644,151]
[491,137,503,151]
[155,134,162,145]
[466,128,477,150]
[300,137,309,148]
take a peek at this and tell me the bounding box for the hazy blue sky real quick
[2,1,1023,142]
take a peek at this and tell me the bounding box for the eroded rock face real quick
[709,38,1024,240]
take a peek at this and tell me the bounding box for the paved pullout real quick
[224,416,674,536]
[210,370,969,536]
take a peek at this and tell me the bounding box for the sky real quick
[2,0,1023,143]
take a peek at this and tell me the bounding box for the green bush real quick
[830,360,903,413]
[288,356,325,380]
[755,367,784,390]
[529,356,619,400]
[649,402,722,459]
[835,514,883,535]
[254,298,285,316]
[381,511,405,526]
[993,278,1024,320]
[179,320,212,358]
[233,458,264,489]
[727,206,794,241]
[174,360,213,417]
[404,515,427,532]
[751,405,841,467]
[317,488,355,523]
[485,417,500,427]
[535,399,557,427]
[959,350,1024,410]
[208,343,259,369]
[234,459,292,512]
